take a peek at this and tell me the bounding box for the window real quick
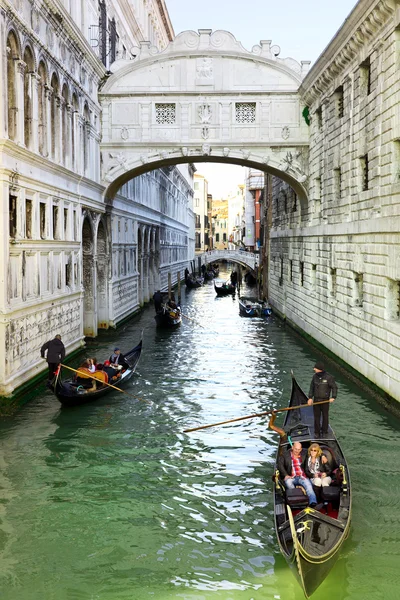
[223,233,227,242]
[300,261,304,286]
[155,103,176,124]
[279,258,284,286]
[195,198,199,208]
[334,167,342,199]
[26,199,32,239]
[9,194,17,238]
[329,268,337,298]
[99,0,107,66]
[216,233,220,242]
[65,255,72,287]
[360,57,371,96]
[360,155,369,191]
[40,203,46,239]
[53,205,59,240]
[386,279,400,320]
[335,86,344,119]
[353,272,364,307]
[311,264,317,289]
[315,106,322,130]
[393,140,400,182]
[64,208,68,239]
[235,102,256,123]
[292,192,298,212]
[289,260,293,282]
[194,182,199,190]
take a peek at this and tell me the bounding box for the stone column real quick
[30,72,40,153]
[56,95,63,164]
[15,59,26,145]
[66,104,72,170]
[44,84,52,158]
[71,109,79,172]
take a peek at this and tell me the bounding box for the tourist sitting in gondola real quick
[75,360,97,391]
[304,443,332,488]
[87,358,97,373]
[109,347,130,371]
[278,441,319,508]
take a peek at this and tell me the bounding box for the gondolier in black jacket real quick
[308,362,337,436]
[41,334,65,381]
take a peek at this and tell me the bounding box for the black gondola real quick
[154,305,182,327]
[185,275,204,289]
[49,339,143,407]
[271,374,351,597]
[214,281,236,296]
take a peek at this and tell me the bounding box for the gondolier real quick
[41,334,65,381]
[308,362,337,436]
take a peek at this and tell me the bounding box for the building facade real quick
[193,172,209,253]
[212,199,228,250]
[227,184,245,249]
[268,0,400,403]
[1,0,194,396]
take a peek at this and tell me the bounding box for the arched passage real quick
[82,217,96,337]
[6,31,20,142]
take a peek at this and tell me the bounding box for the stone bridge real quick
[199,249,258,272]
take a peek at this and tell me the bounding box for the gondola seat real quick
[321,485,341,507]
[285,486,309,509]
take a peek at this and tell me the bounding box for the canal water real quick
[0,269,399,600]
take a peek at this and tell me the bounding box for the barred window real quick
[235,102,256,123]
[155,103,176,124]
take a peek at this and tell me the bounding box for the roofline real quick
[156,0,175,42]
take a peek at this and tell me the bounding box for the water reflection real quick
[0,268,399,599]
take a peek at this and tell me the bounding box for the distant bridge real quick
[198,249,258,272]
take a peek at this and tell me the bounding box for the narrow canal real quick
[0,268,399,600]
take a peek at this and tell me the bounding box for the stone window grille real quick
[155,103,176,124]
[334,167,342,198]
[330,268,337,298]
[386,279,400,320]
[335,86,344,119]
[353,272,364,307]
[235,102,256,124]
[360,57,371,96]
[360,155,369,191]
[300,261,304,286]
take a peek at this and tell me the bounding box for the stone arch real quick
[23,45,35,149]
[37,60,48,156]
[6,30,21,141]
[96,218,109,329]
[50,72,60,161]
[82,216,96,337]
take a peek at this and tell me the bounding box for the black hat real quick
[314,362,325,371]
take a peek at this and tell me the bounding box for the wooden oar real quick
[183,400,331,433]
[59,364,152,405]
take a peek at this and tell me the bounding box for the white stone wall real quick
[269,0,400,403]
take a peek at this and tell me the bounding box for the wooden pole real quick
[183,400,331,433]
[177,271,181,304]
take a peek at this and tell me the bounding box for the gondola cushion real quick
[285,487,309,508]
[321,485,341,505]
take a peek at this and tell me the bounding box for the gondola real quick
[271,374,351,597]
[49,338,143,407]
[214,281,236,296]
[238,297,272,317]
[154,305,182,327]
[185,275,204,289]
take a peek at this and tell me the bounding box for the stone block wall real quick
[269,0,400,403]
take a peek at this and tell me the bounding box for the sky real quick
[165,0,357,198]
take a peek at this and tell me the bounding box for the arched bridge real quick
[199,249,258,271]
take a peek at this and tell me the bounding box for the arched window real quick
[6,31,20,141]
[61,83,69,166]
[23,45,34,149]
[83,103,90,176]
[38,61,47,155]
[50,73,60,160]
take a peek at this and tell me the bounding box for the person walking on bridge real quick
[308,362,337,437]
[41,334,65,381]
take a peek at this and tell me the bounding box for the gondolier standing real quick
[41,334,65,381]
[307,362,337,436]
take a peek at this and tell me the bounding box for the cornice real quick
[300,0,397,105]
[155,0,174,42]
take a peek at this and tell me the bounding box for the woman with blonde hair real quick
[304,443,332,487]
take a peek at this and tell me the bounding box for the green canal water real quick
[0,271,399,600]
